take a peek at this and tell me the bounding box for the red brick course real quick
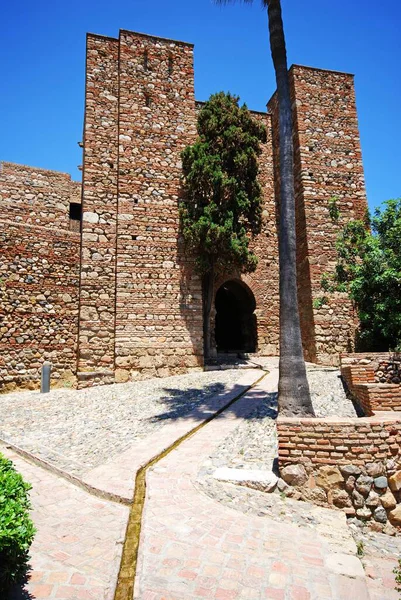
[277,415,401,467]
[341,352,401,415]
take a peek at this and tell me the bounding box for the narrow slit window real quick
[69,202,82,232]
[168,55,173,76]
[69,202,82,221]
[144,49,149,71]
[145,93,152,108]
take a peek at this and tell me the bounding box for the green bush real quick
[394,557,401,598]
[0,453,36,595]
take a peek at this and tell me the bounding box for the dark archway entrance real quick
[215,280,257,354]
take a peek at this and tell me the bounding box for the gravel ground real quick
[198,366,357,478]
[0,369,244,475]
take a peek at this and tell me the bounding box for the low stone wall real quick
[341,352,401,415]
[277,414,401,533]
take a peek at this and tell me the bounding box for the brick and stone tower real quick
[76,31,369,386]
[0,29,370,391]
[77,31,205,387]
[268,65,368,365]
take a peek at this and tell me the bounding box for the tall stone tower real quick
[77,31,204,387]
[0,29,370,391]
[268,66,367,364]
[75,30,368,387]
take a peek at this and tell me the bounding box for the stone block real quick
[315,466,343,491]
[388,470,401,492]
[388,505,401,527]
[213,468,278,492]
[380,490,396,510]
[280,464,308,487]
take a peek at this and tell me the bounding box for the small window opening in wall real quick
[134,198,138,204]
[69,202,82,232]
[145,93,152,108]
[168,54,173,76]
[144,49,149,71]
[132,235,138,240]
[69,202,82,221]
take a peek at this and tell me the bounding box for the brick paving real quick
[135,372,372,599]
[2,443,128,600]
[1,370,261,599]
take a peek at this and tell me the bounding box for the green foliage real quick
[180,92,266,276]
[0,453,36,594]
[313,296,329,310]
[333,199,401,351]
[328,196,340,222]
[394,558,401,597]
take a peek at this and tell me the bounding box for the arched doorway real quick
[215,280,257,354]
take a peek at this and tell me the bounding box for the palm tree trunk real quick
[202,266,214,360]
[267,0,315,416]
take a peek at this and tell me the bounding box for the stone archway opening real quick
[215,280,257,354]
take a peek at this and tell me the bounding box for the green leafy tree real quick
[214,0,314,415]
[181,92,266,358]
[330,199,401,350]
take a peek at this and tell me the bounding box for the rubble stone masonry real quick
[0,162,81,391]
[0,29,370,389]
[277,414,401,530]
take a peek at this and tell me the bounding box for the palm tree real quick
[214,0,315,416]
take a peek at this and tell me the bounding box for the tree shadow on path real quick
[148,381,278,425]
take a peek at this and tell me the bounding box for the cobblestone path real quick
[135,371,372,600]
[0,370,245,476]
[1,370,261,599]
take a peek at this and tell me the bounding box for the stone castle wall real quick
[0,162,81,391]
[0,29,370,390]
[77,31,281,386]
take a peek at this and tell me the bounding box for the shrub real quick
[394,557,401,597]
[0,453,36,595]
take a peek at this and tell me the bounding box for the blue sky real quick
[1,0,400,211]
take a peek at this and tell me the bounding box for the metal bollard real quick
[41,362,51,393]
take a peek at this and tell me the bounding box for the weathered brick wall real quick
[352,384,401,414]
[277,415,401,529]
[268,67,368,365]
[113,30,203,383]
[0,162,81,391]
[340,352,401,415]
[277,416,401,467]
[1,30,372,389]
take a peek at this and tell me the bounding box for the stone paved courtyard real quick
[0,370,244,476]
[1,366,400,599]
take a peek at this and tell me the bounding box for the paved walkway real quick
[2,368,399,599]
[135,372,372,600]
[1,370,262,599]
[3,443,128,600]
